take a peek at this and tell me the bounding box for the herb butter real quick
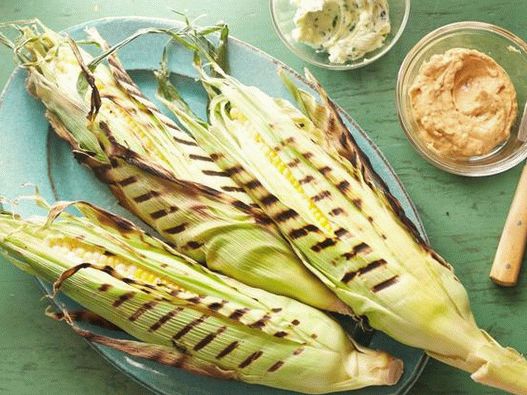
[291,0,391,64]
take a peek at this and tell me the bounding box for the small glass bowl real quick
[397,21,527,176]
[269,0,411,70]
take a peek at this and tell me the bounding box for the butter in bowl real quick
[270,0,411,70]
[397,21,527,176]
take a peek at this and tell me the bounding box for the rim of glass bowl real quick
[269,0,411,70]
[396,21,527,176]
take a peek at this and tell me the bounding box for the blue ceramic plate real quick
[0,17,427,395]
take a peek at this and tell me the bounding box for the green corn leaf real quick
[4,20,348,314]
[160,39,527,394]
[0,201,402,393]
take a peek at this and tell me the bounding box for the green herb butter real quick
[291,0,390,64]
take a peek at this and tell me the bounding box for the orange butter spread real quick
[410,48,517,158]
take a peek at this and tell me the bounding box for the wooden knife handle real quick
[490,163,527,287]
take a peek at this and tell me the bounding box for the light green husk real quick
[0,20,348,313]
[0,200,402,393]
[158,39,527,394]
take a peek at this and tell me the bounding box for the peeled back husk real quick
[6,21,346,313]
[0,200,402,393]
[162,55,527,394]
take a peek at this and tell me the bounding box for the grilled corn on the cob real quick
[1,20,346,313]
[0,200,402,393]
[160,44,527,394]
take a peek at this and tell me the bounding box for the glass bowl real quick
[397,21,527,176]
[269,0,411,70]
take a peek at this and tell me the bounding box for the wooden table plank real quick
[1,1,525,394]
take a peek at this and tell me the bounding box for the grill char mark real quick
[244,179,262,190]
[221,186,245,193]
[312,190,331,202]
[185,241,203,250]
[187,296,202,304]
[283,136,295,145]
[202,170,229,177]
[248,314,271,329]
[117,176,138,187]
[150,209,167,219]
[293,347,305,355]
[288,158,301,168]
[319,166,331,175]
[225,166,244,176]
[149,307,183,332]
[311,238,336,252]
[267,361,285,372]
[341,259,388,284]
[336,180,350,192]
[129,301,158,322]
[239,351,263,369]
[163,223,187,234]
[207,301,226,311]
[335,228,350,238]
[232,200,251,211]
[98,284,112,292]
[172,315,207,340]
[352,199,362,209]
[261,194,279,206]
[341,271,357,283]
[193,326,227,351]
[342,242,371,260]
[133,190,161,203]
[189,154,214,162]
[299,175,315,185]
[216,341,239,359]
[359,259,387,275]
[229,308,249,321]
[289,224,319,239]
[274,209,299,222]
[113,292,135,307]
[372,275,400,292]
[329,207,345,216]
[150,206,178,220]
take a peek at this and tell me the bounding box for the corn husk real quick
[0,200,402,393]
[159,44,527,394]
[2,20,346,313]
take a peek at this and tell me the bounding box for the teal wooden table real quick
[0,1,525,394]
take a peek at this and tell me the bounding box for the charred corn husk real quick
[0,200,402,393]
[161,48,527,394]
[1,21,347,313]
